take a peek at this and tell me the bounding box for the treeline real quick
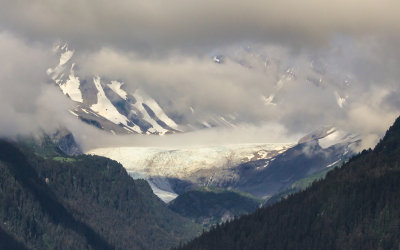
[177,116,400,250]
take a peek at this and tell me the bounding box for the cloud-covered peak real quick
[0,1,399,150]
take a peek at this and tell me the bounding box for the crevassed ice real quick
[88,143,294,201]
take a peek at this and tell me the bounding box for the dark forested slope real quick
[178,116,400,250]
[0,138,200,250]
[169,187,261,226]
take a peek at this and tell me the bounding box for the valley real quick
[88,126,359,204]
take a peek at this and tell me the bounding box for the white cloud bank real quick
[0,1,399,150]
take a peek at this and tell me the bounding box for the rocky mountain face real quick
[51,129,82,156]
[47,43,181,135]
[228,127,360,199]
[47,44,353,137]
[16,129,82,158]
[46,43,246,135]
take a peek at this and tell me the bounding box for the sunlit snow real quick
[91,77,141,133]
[59,64,83,103]
[132,89,179,134]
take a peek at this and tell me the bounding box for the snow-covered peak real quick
[47,43,181,135]
[47,43,83,103]
[59,63,83,103]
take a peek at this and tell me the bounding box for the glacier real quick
[87,143,294,202]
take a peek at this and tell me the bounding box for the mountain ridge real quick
[177,115,400,250]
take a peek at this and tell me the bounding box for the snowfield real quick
[91,77,142,133]
[87,143,294,202]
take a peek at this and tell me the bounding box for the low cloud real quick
[0,32,92,138]
[74,40,400,150]
[0,33,58,134]
[0,1,399,151]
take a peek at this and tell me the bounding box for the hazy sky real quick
[0,0,399,149]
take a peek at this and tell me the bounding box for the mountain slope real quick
[47,43,181,135]
[177,116,400,250]
[0,138,200,249]
[168,187,261,227]
[232,127,358,199]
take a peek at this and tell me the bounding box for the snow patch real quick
[59,50,74,66]
[136,89,178,129]
[107,81,127,100]
[132,89,178,134]
[326,160,340,168]
[59,64,83,103]
[319,130,344,149]
[68,110,79,117]
[91,77,141,133]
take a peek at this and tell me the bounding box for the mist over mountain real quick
[0,0,398,148]
[0,31,398,152]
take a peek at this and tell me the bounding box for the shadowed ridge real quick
[0,139,113,250]
[177,116,400,250]
[0,226,29,250]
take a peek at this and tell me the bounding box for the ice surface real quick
[88,143,294,201]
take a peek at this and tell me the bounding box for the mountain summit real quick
[47,43,180,135]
